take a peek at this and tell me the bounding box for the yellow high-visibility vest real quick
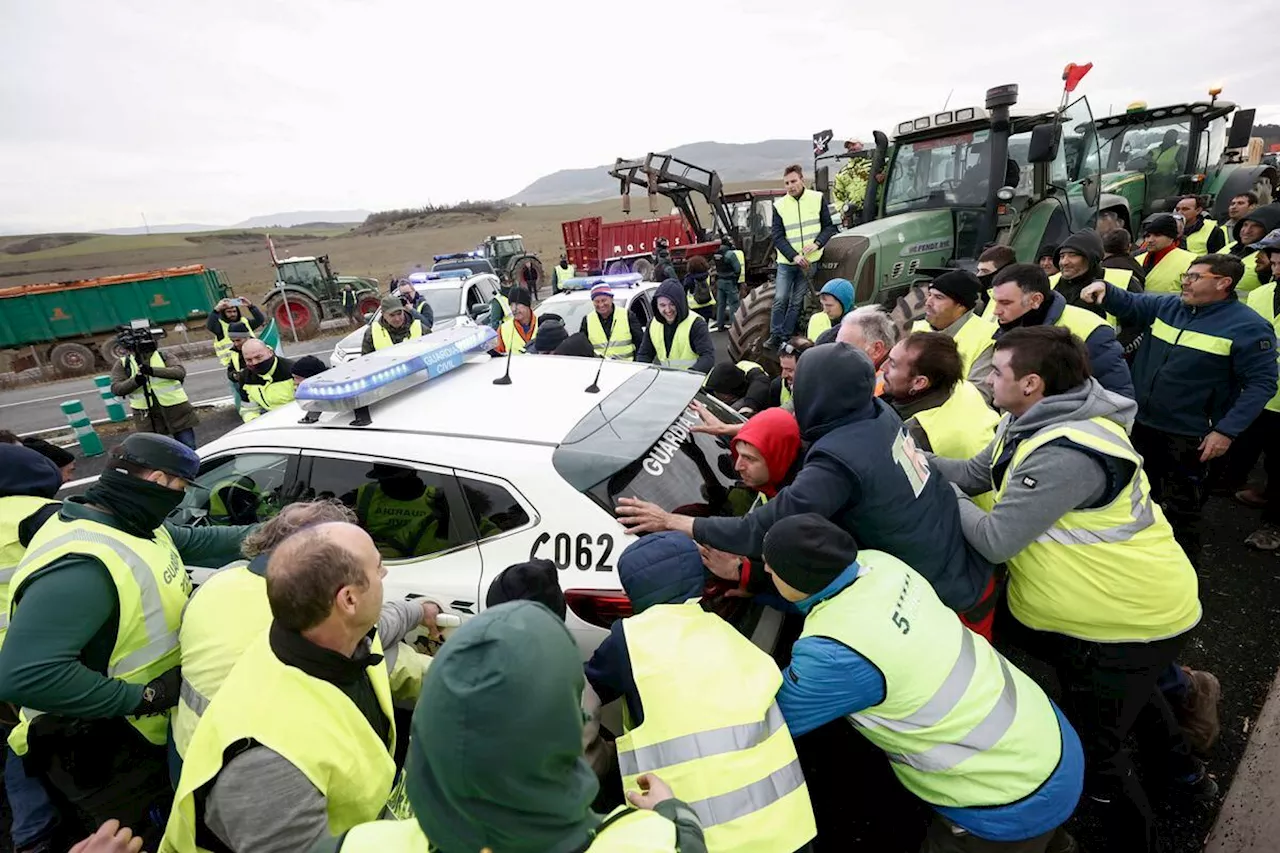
[553,264,577,287]
[802,549,1062,808]
[912,314,997,375]
[354,483,448,559]
[914,382,998,510]
[1134,248,1197,294]
[991,415,1202,642]
[587,310,636,360]
[240,369,296,422]
[371,318,425,350]
[1247,283,1280,413]
[807,312,833,340]
[732,249,746,284]
[618,602,816,852]
[8,514,189,754]
[499,316,537,355]
[774,191,825,266]
[1184,220,1227,255]
[0,495,59,648]
[162,631,396,853]
[1047,269,1133,327]
[122,352,189,409]
[213,318,257,366]
[648,316,698,370]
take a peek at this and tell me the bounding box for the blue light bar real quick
[296,325,497,413]
[432,252,474,262]
[560,273,644,292]
[408,269,472,284]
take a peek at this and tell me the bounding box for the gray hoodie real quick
[930,379,1139,564]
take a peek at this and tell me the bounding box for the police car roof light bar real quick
[295,325,498,422]
[559,273,643,292]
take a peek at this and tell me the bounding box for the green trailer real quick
[0,264,231,376]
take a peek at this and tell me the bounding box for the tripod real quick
[130,349,168,437]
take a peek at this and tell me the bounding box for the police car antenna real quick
[493,331,515,386]
[585,351,606,393]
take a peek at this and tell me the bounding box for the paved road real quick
[0,337,344,435]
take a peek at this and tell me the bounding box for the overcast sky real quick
[3,0,1276,233]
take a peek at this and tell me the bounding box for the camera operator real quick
[109,328,198,450]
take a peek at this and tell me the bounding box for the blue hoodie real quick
[818,278,855,314]
[583,532,705,726]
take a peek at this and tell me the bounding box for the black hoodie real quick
[1056,230,1145,350]
[0,445,63,547]
[1232,204,1280,254]
[693,343,993,611]
[635,280,715,373]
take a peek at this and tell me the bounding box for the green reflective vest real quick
[619,602,816,851]
[371,318,425,351]
[0,495,58,644]
[649,316,699,370]
[801,550,1061,808]
[1247,283,1280,413]
[1134,248,1197,294]
[774,190,825,266]
[8,514,190,754]
[123,351,189,409]
[991,416,1202,642]
[587,310,636,360]
[213,318,257,365]
[162,631,395,853]
[355,483,447,559]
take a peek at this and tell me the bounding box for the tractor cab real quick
[275,255,337,296]
[813,133,884,229]
[718,189,785,276]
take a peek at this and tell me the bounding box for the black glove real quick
[136,363,154,377]
[134,666,181,716]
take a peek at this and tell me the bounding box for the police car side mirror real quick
[469,303,488,319]
[362,311,375,323]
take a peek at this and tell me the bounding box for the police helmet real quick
[113,433,200,481]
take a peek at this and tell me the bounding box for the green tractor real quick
[263,252,381,341]
[475,234,544,289]
[729,82,1105,365]
[1086,92,1275,234]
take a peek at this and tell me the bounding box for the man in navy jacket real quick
[1081,253,1277,562]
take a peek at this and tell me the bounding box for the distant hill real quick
[508,140,812,205]
[234,210,370,228]
[93,223,222,236]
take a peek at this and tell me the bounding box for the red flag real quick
[266,234,278,264]
[1062,62,1093,93]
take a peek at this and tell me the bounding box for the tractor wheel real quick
[99,337,129,364]
[605,260,631,275]
[1255,174,1274,207]
[632,257,654,281]
[50,342,98,377]
[510,256,546,296]
[356,293,382,319]
[728,281,779,371]
[265,292,322,341]
[888,282,930,336]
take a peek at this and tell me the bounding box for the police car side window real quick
[458,476,531,541]
[179,453,296,526]
[299,456,469,561]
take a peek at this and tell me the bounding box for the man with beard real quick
[1229,203,1280,294]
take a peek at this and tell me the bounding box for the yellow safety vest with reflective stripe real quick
[355,483,446,559]
[240,366,296,422]
[732,250,746,284]
[1047,269,1132,328]
[386,642,430,706]
[172,562,269,760]
[213,317,257,365]
[1134,248,1197,294]
[687,281,716,310]
[1053,303,1109,344]
[0,496,58,648]
[122,352,189,409]
[553,264,577,287]
[914,382,998,512]
[1247,283,1280,413]
[499,316,536,355]
[162,630,396,853]
[8,514,189,755]
[1184,220,1226,255]
[371,318,425,351]
[774,190,825,266]
[807,312,833,340]
[991,416,1202,643]
[1154,145,1181,176]
[587,310,636,360]
[495,293,511,319]
[801,549,1061,808]
[618,602,816,852]
[649,316,699,370]
[914,313,998,377]
[1234,249,1266,294]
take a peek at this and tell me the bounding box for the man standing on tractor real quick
[766,164,837,350]
[551,254,575,295]
[832,139,872,222]
[1176,196,1228,255]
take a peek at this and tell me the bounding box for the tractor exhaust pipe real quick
[977,84,1018,252]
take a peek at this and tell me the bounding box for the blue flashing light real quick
[560,273,644,292]
[296,325,497,413]
[409,269,472,284]
[432,252,475,262]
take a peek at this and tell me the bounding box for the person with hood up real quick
[585,533,817,853]
[617,341,997,633]
[683,256,716,324]
[361,295,428,355]
[764,514,1083,853]
[930,327,1210,853]
[238,340,297,422]
[988,264,1134,399]
[805,277,854,340]
[21,437,76,483]
[1228,202,1280,294]
[910,270,997,398]
[580,282,643,360]
[1101,228,1147,291]
[636,280,715,373]
[494,287,538,355]
[531,316,569,354]
[1135,214,1198,294]
[1036,245,1059,277]
[316,601,707,853]
[703,360,772,416]
[555,333,600,358]
[1174,195,1228,255]
[552,253,576,294]
[1051,230,1145,352]
[0,446,67,853]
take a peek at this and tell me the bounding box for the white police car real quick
[174,326,770,656]
[536,273,659,342]
[328,270,499,366]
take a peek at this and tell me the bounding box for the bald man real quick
[238,340,298,422]
[164,523,404,853]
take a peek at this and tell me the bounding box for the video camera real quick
[116,318,167,353]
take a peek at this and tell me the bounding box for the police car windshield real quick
[553,370,751,518]
[416,287,463,319]
[538,298,603,336]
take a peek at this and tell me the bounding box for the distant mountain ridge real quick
[88,209,371,236]
[508,139,812,205]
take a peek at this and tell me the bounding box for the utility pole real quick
[140,212,151,236]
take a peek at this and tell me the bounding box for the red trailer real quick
[562,214,715,275]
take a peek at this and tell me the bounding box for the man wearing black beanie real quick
[911,270,997,398]
[764,514,1083,853]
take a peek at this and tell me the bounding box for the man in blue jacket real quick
[1080,252,1278,563]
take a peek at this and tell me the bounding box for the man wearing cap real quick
[832,139,872,220]
[206,296,264,370]
[223,321,255,413]
[22,437,76,483]
[239,340,298,422]
[290,355,328,386]
[1081,253,1277,564]
[764,513,1083,853]
[110,336,199,450]
[1175,196,1228,256]
[910,270,997,399]
[1228,203,1280,294]
[0,435,253,849]
[1135,214,1197,294]
[806,277,854,341]
[362,295,428,355]
[552,255,576,295]
[712,236,744,332]
[532,317,569,354]
[581,283,643,360]
[496,287,539,356]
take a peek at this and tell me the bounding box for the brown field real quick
[0,185,755,298]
